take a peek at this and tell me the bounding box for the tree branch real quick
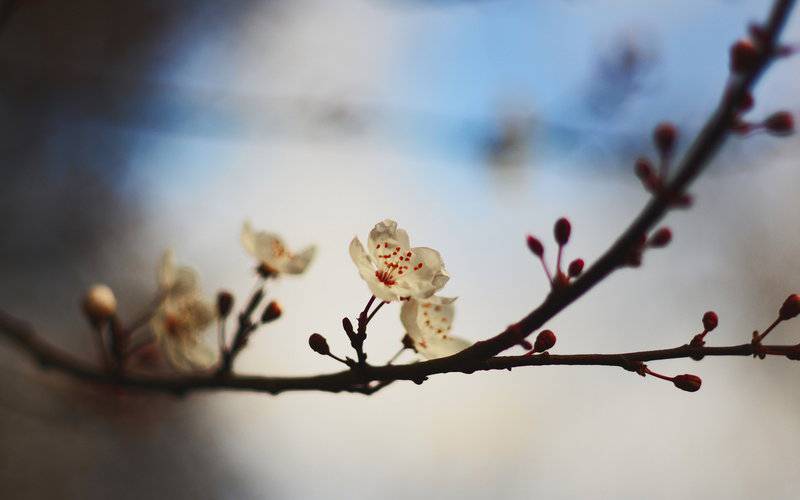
[2,309,798,396]
[456,0,796,360]
[0,0,795,398]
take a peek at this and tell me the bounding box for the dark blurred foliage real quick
[0,0,261,315]
[0,3,265,499]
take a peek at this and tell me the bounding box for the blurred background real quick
[1,0,799,498]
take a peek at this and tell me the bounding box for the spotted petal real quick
[368,219,411,263]
[401,296,469,360]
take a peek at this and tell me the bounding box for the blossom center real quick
[373,242,424,287]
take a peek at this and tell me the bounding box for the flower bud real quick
[261,301,282,323]
[216,291,234,318]
[779,294,800,321]
[554,218,571,246]
[308,333,330,355]
[568,258,584,278]
[82,284,117,323]
[648,227,672,248]
[533,330,557,353]
[653,122,677,157]
[702,311,719,331]
[634,157,654,181]
[730,39,758,74]
[342,317,355,338]
[673,374,702,392]
[763,111,794,135]
[526,235,544,257]
[634,157,658,190]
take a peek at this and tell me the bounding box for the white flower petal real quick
[402,296,469,359]
[157,249,176,291]
[365,276,401,302]
[350,237,376,281]
[241,220,257,256]
[151,295,217,371]
[157,250,199,297]
[367,219,410,262]
[243,221,314,276]
[400,299,421,342]
[416,336,471,360]
[281,245,317,274]
[394,247,448,299]
[416,296,455,339]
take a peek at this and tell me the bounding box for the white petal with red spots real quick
[350,219,449,302]
[401,296,471,359]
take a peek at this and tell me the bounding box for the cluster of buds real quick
[624,227,672,268]
[633,122,692,208]
[730,22,797,75]
[526,217,584,292]
[689,311,719,360]
[219,287,283,370]
[728,31,795,137]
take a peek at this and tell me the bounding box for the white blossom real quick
[241,221,316,276]
[150,251,217,371]
[349,219,449,302]
[400,296,471,359]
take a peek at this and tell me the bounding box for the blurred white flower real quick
[241,221,316,276]
[401,296,470,359]
[151,251,217,371]
[157,249,199,297]
[349,219,449,302]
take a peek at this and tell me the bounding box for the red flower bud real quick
[526,235,544,257]
[216,291,234,318]
[648,227,672,248]
[568,258,584,278]
[730,39,758,74]
[635,157,654,181]
[308,333,330,355]
[653,122,677,157]
[261,301,282,323]
[779,294,800,321]
[673,374,702,392]
[554,218,571,246]
[533,330,557,353]
[763,111,794,135]
[702,311,719,331]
